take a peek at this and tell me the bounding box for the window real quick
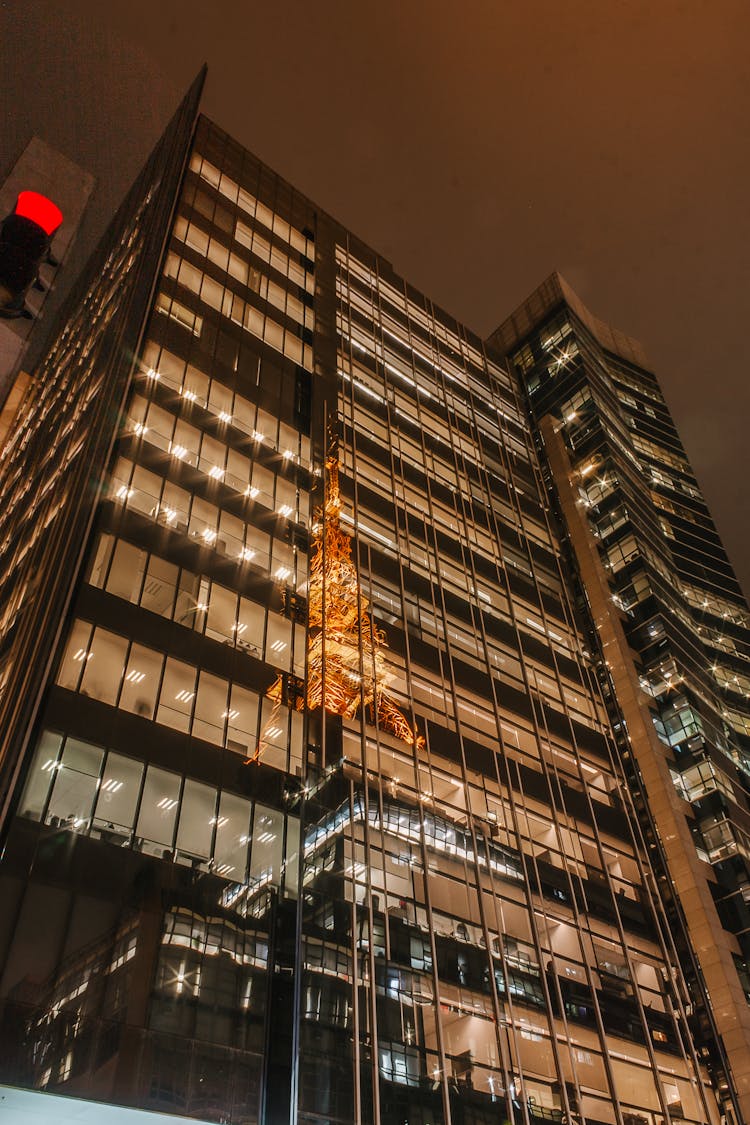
[119,643,163,719]
[157,657,197,732]
[176,779,216,863]
[106,539,147,602]
[226,684,260,755]
[46,737,104,829]
[57,620,94,691]
[193,672,229,745]
[205,583,238,644]
[266,613,291,669]
[93,752,144,838]
[249,804,283,889]
[79,627,128,705]
[141,555,179,617]
[137,766,181,855]
[213,791,252,880]
[19,730,64,819]
[236,597,264,657]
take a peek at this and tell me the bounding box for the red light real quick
[14,191,63,236]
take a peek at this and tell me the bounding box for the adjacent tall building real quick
[1,76,749,1125]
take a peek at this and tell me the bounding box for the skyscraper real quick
[490,276,750,1117]
[0,77,748,1125]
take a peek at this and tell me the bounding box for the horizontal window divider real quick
[75,585,282,685]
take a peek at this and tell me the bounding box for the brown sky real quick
[2,0,749,595]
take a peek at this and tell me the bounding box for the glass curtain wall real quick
[293,245,720,1125]
[489,273,750,1121]
[0,117,315,1124]
[0,111,729,1125]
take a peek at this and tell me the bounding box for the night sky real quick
[3,0,749,595]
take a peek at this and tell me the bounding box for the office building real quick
[0,75,748,1125]
[490,277,750,1116]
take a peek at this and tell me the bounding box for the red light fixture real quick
[13,191,64,236]
[0,190,63,318]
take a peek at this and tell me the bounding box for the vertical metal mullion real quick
[344,312,376,1125]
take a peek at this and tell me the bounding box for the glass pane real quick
[251,464,274,508]
[271,539,294,583]
[141,554,179,617]
[235,597,265,657]
[201,432,225,471]
[290,710,304,775]
[79,627,129,705]
[119,643,163,718]
[213,791,252,881]
[205,582,238,644]
[244,522,270,569]
[156,657,197,732]
[250,803,283,890]
[129,465,163,519]
[233,393,255,434]
[176,779,216,862]
[88,533,114,588]
[283,814,300,899]
[295,550,308,591]
[208,379,233,416]
[106,538,147,602]
[93,752,144,839]
[266,317,284,351]
[46,737,104,830]
[183,363,209,402]
[279,422,299,460]
[56,619,94,691]
[276,474,296,517]
[173,418,201,461]
[189,495,219,545]
[111,456,133,500]
[293,623,306,677]
[18,730,63,820]
[160,479,191,531]
[144,401,176,443]
[174,569,203,628]
[193,671,229,745]
[226,684,259,756]
[258,698,286,770]
[226,447,250,489]
[266,613,291,669]
[155,347,184,383]
[219,509,245,559]
[136,765,181,854]
[60,737,103,775]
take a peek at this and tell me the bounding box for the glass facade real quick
[0,104,744,1125]
[490,272,750,1122]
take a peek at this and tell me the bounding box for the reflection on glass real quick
[119,642,162,718]
[46,737,104,829]
[18,730,64,819]
[93,751,144,840]
[176,778,216,863]
[226,684,260,755]
[56,619,94,692]
[214,791,252,880]
[193,672,229,745]
[250,804,283,891]
[136,765,180,855]
[79,627,128,705]
[156,657,196,732]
